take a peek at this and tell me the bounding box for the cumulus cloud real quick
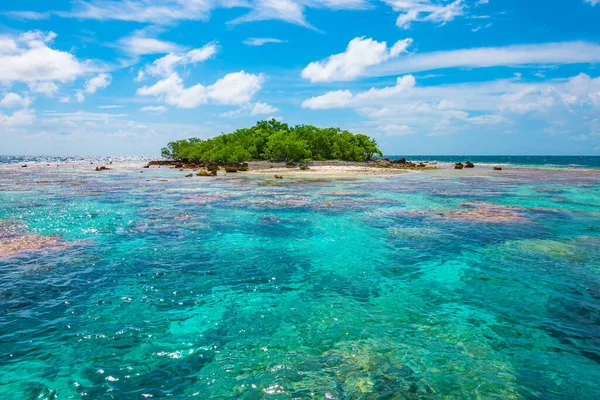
[585,0,599,6]
[384,0,465,29]
[143,43,217,78]
[0,93,32,108]
[118,33,181,55]
[0,109,36,126]
[302,37,413,82]
[28,81,60,97]
[137,71,265,108]
[220,101,278,118]
[302,90,354,109]
[75,90,85,103]
[0,31,88,85]
[243,37,285,46]
[85,73,112,94]
[302,73,600,137]
[302,75,416,109]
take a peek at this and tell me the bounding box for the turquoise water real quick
[1,161,599,398]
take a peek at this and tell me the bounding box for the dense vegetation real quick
[161,119,383,163]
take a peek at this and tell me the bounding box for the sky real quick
[1,0,600,156]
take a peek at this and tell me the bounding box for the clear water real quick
[1,160,599,398]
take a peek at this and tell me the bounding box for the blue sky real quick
[1,0,599,156]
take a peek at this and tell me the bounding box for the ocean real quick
[0,158,599,398]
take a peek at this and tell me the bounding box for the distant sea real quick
[2,155,599,168]
[389,155,600,169]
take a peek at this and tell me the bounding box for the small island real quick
[157,119,437,176]
[161,119,383,163]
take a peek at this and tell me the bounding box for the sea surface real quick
[1,157,599,398]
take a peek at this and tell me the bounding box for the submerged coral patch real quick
[441,202,528,223]
[0,220,63,258]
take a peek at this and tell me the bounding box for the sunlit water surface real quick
[1,158,599,399]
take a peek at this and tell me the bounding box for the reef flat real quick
[1,156,599,398]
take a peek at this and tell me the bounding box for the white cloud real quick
[585,0,599,6]
[98,105,124,109]
[141,105,168,113]
[75,90,85,103]
[220,101,278,118]
[0,93,32,108]
[29,82,60,97]
[208,72,264,105]
[85,73,112,94]
[302,73,600,138]
[9,0,370,29]
[137,71,264,108]
[302,37,413,82]
[0,31,88,84]
[0,109,36,126]
[302,75,416,109]
[144,43,217,77]
[380,124,414,136]
[384,0,465,29]
[369,41,600,77]
[62,0,218,24]
[243,37,285,46]
[4,10,52,20]
[118,33,181,55]
[302,90,354,109]
[229,0,313,28]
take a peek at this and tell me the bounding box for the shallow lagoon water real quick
[1,160,599,399]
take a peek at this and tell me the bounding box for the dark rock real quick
[286,162,297,168]
[21,164,27,168]
[185,173,193,177]
[175,164,184,168]
[299,164,310,170]
[455,162,464,170]
[274,175,283,179]
[393,157,407,164]
[465,162,475,168]
[143,165,150,168]
[95,166,110,171]
[224,166,238,173]
[494,166,502,171]
[196,170,217,177]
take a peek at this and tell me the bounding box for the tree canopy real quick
[161,119,383,163]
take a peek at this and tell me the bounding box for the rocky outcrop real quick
[465,162,475,168]
[274,175,283,179]
[95,166,110,171]
[197,170,217,177]
[299,164,310,170]
[455,163,464,170]
[185,173,193,177]
[494,167,502,171]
